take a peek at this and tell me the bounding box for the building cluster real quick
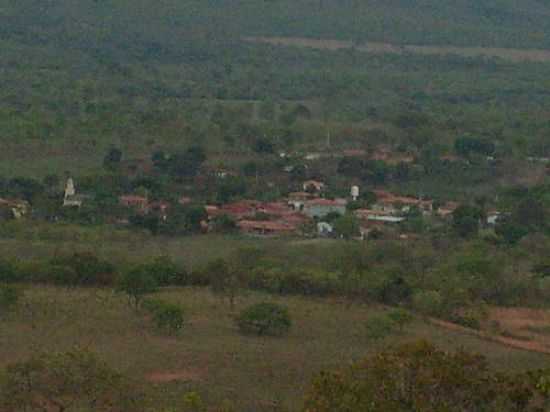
[1,175,501,239]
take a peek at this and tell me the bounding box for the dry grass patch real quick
[1,286,549,411]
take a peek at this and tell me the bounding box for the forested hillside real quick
[1,0,550,191]
[4,0,550,48]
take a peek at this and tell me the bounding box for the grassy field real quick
[0,223,290,269]
[1,285,549,411]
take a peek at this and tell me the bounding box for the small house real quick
[119,195,149,212]
[317,222,334,237]
[303,198,347,218]
[302,180,325,193]
[237,220,295,236]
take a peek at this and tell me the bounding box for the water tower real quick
[351,185,359,201]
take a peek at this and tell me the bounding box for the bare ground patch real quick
[146,369,205,383]
[244,36,550,63]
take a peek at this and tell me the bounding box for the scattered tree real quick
[117,266,159,309]
[236,302,291,336]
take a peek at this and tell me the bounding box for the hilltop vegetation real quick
[2,0,550,181]
[5,0,550,49]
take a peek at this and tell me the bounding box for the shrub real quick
[0,259,19,283]
[411,290,444,317]
[236,302,291,336]
[116,266,159,309]
[139,256,185,286]
[50,252,116,286]
[143,298,185,334]
[0,284,22,314]
[387,308,414,331]
[365,314,395,340]
[152,303,185,334]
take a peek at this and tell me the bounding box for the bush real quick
[387,308,414,331]
[117,267,159,309]
[365,315,395,340]
[153,303,185,334]
[0,284,22,314]
[139,256,186,286]
[0,259,19,283]
[50,252,116,286]
[143,298,185,334]
[236,302,291,336]
[411,290,444,317]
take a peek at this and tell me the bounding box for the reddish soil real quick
[146,369,204,383]
[430,307,550,355]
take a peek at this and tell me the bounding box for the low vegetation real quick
[236,302,292,337]
[1,285,548,411]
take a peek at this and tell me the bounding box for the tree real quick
[43,174,60,193]
[0,348,141,412]
[143,299,185,335]
[364,314,395,340]
[454,136,495,157]
[184,206,208,233]
[50,252,116,287]
[514,197,546,230]
[139,256,184,286]
[153,303,184,334]
[103,147,123,170]
[452,205,484,238]
[289,164,307,181]
[253,137,274,154]
[206,259,245,308]
[211,214,237,233]
[236,302,291,336]
[337,156,363,178]
[242,161,258,178]
[164,146,206,178]
[0,284,22,316]
[387,308,414,332]
[303,340,546,412]
[117,266,159,309]
[411,290,444,317]
[332,214,360,239]
[496,219,530,244]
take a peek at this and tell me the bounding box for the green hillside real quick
[2,0,550,180]
[4,0,550,49]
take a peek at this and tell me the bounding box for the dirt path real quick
[244,36,550,63]
[429,318,550,355]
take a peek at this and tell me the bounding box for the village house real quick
[355,208,407,224]
[237,220,296,236]
[486,210,501,225]
[119,195,149,213]
[303,198,347,218]
[302,180,325,193]
[150,200,171,221]
[437,201,460,218]
[317,221,334,237]
[178,196,192,206]
[0,198,30,219]
[372,190,433,215]
[304,153,322,161]
[342,149,367,157]
[370,145,415,165]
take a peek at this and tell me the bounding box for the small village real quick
[0,139,512,240]
[0,166,501,240]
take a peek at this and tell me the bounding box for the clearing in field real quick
[244,36,550,63]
